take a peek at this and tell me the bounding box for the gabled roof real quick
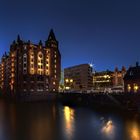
[124,63,140,80]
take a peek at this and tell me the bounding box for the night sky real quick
[0,0,140,71]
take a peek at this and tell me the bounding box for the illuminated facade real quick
[124,62,140,93]
[64,64,93,92]
[112,66,126,87]
[93,70,113,92]
[0,29,61,96]
[93,67,126,92]
[112,66,126,92]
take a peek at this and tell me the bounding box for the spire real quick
[27,40,31,44]
[39,40,43,46]
[17,34,21,42]
[48,29,56,41]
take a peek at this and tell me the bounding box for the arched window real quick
[30,51,34,74]
[46,52,50,75]
[23,54,27,74]
[37,52,44,75]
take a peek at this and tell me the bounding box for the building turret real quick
[45,29,58,47]
[39,40,43,46]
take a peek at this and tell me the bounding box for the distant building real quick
[0,29,61,96]
[93,70,113,92]
[112,66,126,92]
[93,67,126,93]
[124,62,140,93]
[64,64,93,92]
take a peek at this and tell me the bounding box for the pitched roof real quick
[124,64,140,80]
[47,29,56,41]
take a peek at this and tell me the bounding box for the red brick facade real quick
[0,29,61,96]
[124,63,140,93]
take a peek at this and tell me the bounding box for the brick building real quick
[0,29,61,96]
[124,62,140,93]
[112,66,126,87]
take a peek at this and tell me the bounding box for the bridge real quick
[58,92,140,112]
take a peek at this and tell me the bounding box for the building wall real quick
[93,70,113,92]
[112,67,126,87]
[0,30,61,96]
[64,64,93,92]
[93,67,126,92]
[124,80,140,93]
[124,63,140,93]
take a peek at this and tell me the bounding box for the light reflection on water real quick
[63,106,75,140]
[0,99,140,140]
[101,120,115,139]
[126,120,140,140]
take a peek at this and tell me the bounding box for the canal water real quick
[0,99,140,140]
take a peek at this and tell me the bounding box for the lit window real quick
[11,53,15,57]
[70,79,73,83]
[53,81,56,85]
[65,79,69,83]
[54,70,56,73]
[11,63,14,67]
[30,70,34,74]
[134,84,139,93]
[127,84,131,92]
[37,52,44,75]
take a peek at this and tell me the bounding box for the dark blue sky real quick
[0,0,140,71]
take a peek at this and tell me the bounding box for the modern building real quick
[124,62,140,93]
[0,29,61,96]
[93,70,113,92]
[93,67,126,93]
[64,64,93,92]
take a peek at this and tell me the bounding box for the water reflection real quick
[101,119,115,139]
[63,106,75,140]
[0,99,140,140]
[126,120,140,140]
